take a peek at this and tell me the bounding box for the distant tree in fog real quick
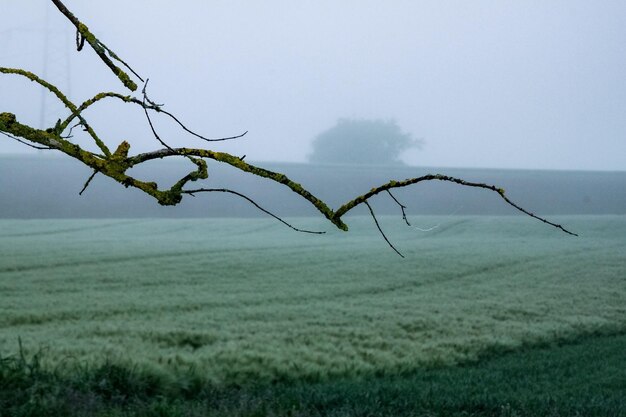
[0,0,577,257]
[308,119,421,165]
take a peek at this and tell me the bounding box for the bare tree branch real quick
[0,0,578,257]
[126,146,345,229]
[334,174,578,236]
[79,169,98,195]
[61,121,82,139]
[0,67,111,156]
[50,0,142,91]
[141,81,179,156]
[139,81,210,194]
[60,91,247,142]
[386,189,411,226]
[182,188,325,234]
[0,131,53,150]
[364,201,405,258]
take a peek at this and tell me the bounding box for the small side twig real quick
[1,131,53,150]
[0,67,111,156]
[386,189,411,226]
[141,80,163,108]
[157,107,248,143]
[100,43,144,83]
[0,1,578,259]
[50,0,142,91]
[364,200,404,258]
[79,169,98,195]
[182,188,325,235]
[61,121,82,139]
[497,192,579,237]
[61,91,247,143]
[335,174,578,237]
[141,80,178,155]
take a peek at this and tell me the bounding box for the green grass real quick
[0,215,625,415]
[1,332,624,416]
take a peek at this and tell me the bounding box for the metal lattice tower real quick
[39,4,72,130]
[0,4,72,130]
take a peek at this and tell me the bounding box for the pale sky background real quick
[1,0,625,171]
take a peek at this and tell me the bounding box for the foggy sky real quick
[1,0,625,171]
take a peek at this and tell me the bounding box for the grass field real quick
[0,215,625,415]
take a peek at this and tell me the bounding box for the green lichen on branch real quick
[50,0,139,91]
[1,112,64,151]
[3,107,573,234]
[335,174,504,219]
[0,67,111,156]
[61,92,134,131]
[0,0,578,243]
[75,20,138,92]
[126,148,346,230]
[1,114,176,206]
[0,68,74,110]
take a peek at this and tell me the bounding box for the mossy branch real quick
[50,0,142,91]
[333,175,578,236]
[0,0,577,255]
[124,147,578,236]
[0,113,190,206]
[127,147,346,230]
[0,67,111,156]
[1,108,577,238]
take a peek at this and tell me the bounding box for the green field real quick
[1,215,625,415]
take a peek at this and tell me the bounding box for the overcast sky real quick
[1,0,625,171]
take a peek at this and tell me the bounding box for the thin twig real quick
[79,169,98,195]
[61,91,246,142]
[335,174,578,236]
[141,81,178,155]
[364,200,404,258]
[157,107,248,143]
[0,131,53,150]
[497,191,578,236]
[127,146,344,229]
[100,43,144,83]
[1,1,578,251]
[142,80,247,142]
[386,189,411,226]
[141,79,163,107]
[61,121,82,139]
[0,67,111,156]
[141,96,202,181]
[182,188,325,235]
[49,0,141,91]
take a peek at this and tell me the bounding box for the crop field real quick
[1,215,624,385]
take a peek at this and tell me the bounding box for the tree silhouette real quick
[309,119,420,165]
[0,0,576,256]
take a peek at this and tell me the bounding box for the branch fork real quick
[0,0,577,256]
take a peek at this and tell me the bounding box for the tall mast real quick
[39,1,71,130]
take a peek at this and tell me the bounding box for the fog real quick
[1,0,625,171]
